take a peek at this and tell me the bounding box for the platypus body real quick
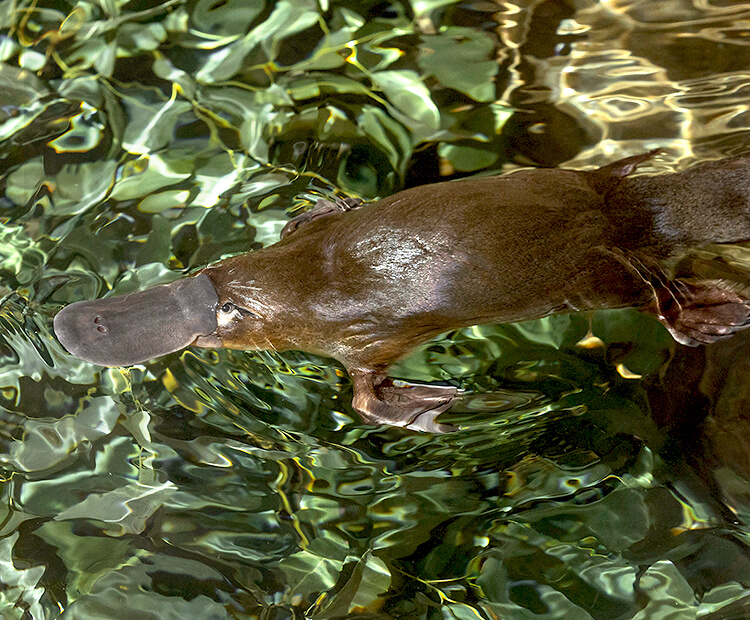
[54,152,750,431]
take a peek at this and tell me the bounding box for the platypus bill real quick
[54,152,750,432]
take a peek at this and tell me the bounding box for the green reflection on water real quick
[0,0,749,618]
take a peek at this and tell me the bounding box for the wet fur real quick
[199,153,750,429]
[55,152,750,431]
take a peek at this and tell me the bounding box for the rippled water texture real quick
[1,0,750,618]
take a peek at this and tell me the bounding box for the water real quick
[1,0,750,618]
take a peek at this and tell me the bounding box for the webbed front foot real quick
[657,279,750,345]
[351,372,459,433]
[281,197,363,238]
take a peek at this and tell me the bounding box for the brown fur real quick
[56,153,750,431]
[196,153,750,430]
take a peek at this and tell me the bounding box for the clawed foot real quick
[351,372,460,433]
[657,279,750,346]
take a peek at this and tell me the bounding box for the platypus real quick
[54,152,750,431]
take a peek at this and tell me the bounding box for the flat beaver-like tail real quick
[607,155,750,250]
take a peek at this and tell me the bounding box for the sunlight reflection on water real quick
[1,0,750,618]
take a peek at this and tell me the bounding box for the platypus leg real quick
[606,248,750,345]
[280,197,363,239]
[350,371,459,433]
[656,279,750,345]
[594,149,661,183]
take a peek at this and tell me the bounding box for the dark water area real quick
[1,0,750,618]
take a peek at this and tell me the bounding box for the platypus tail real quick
[606,154,750,249]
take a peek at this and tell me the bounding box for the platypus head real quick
[54,255,297,367]
[191,257,294,354]
[53,273,221,367]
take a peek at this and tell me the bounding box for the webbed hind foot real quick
[657,279,750,346]
[351,372,459,433]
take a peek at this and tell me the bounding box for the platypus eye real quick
[218,300,260,321]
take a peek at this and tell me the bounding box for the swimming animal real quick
[54,152,750,431]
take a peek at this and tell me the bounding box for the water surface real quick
[1,0,750,618]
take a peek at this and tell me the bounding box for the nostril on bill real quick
[53,272,219,367]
